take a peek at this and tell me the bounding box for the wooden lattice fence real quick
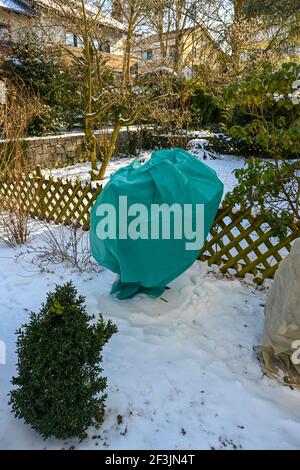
[0,171,299,282]
[0,171,102,230]
[199,206,300,283]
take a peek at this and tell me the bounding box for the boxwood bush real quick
[9,282,117,440]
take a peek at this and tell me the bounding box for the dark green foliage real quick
[189,85,223,126]
[208,134,243,156]
[223,62,300,159]
[9,282,117,440]
[3,36,84,135]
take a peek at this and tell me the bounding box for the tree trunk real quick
[97,121,122,180]
[84,117,97,171]
[231,0,244,78]
[157,6,167,65]
[173,0,184,72]
[81,0,97,171]
[122,23,133,90]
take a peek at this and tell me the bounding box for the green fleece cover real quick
[90,148,223,299]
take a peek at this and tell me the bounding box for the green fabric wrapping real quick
[90,148,223,299]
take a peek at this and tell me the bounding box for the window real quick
[65,33,84,49]
[96,40,111,52]
[0,24,10,41]
[0,24,11,53]
[92,39,100,50]
[65,32,75,46]
[282,45,300,56]
[0,80,7,105]
[168,46,176,59]
[142,50,153,61]
[102,41,111,53]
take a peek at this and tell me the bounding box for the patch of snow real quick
[37,0,127,31]
[1,225,300,449]
[43,150,244,198]
[291,90,300,105]
[186,129,215,138]
[140,67,177,78]
[0,126,145,145]
[187,138,223,160]
[43,152,152,187]
[292,79,300,90]
[202,154,245,197]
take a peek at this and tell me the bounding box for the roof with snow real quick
[0,0,33,15]
[85,3,126,32]
[0,0,127,31]
[37,1,127,32]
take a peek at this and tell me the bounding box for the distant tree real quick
[242,0,300,18]
[39,0,179,180]
[242,0,300,54]
[0,78,42,172]
[111,0,124,22]
[180,0,300,92]
[145,0,199,73]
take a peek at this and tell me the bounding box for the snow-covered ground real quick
[1,226,300,450]
[2,152,300,450]
[44,151,245,197]
[43,156,145,188]
[201,154,245,197]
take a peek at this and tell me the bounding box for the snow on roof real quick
[37,0,127,32]
[0,0,33,15]
[0,0,126,31]
[85,3,126,31]
[94,11,127,32]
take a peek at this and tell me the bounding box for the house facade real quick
[133,27,220,77]
[0,0,136,73]
[247,25,300,63]
[0,1,35,53]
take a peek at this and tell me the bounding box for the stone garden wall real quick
[24,133,84,167]
[0,128,144,169]
[0,127,192,169]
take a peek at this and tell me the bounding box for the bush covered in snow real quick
[9,282,117,440]
[187,138,223,160]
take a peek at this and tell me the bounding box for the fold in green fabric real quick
[90,148,223,299]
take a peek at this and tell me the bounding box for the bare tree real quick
[113,0,149,90]
[185,0,300,89]
[144,0,200,72]
[0,79,42,174]
[34,0,176,180]
[17,221,101,273]
[0,79,42,246]
[141,1,299,93]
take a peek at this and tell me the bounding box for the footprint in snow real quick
[190,274,204,286]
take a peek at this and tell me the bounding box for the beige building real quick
[133,26,220,77]
[248,26,300,63]
[0,0,136,72]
